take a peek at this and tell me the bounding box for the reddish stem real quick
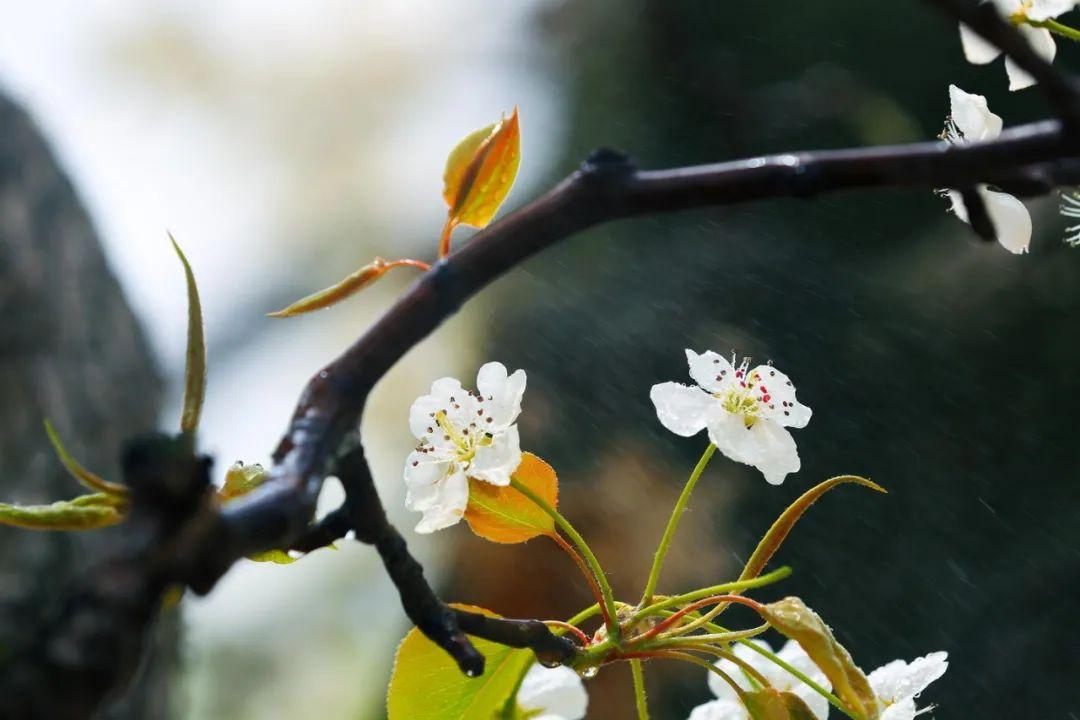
[543,620,591,647]
[387,258,432,272]
[550,533,614,632]
[637,594,765,641]
[437,217,456,258]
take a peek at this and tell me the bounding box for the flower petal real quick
[516,664,588,720]
[776,640,831,720]
[959,23,1001,65]
[868,652,949,706]
[468,424,521,486]
[706,410,763,470]
[651,382,714,437]
[750,421,801,485]
[1006,26,1055,91]
[476,361,526,430]
[879,698,919,720]
[687,699,749,720]
[707,639,774,700]
[982,187,1032,254]
[404,455,468,533]
[749,365,812,429]
[1028,0,1076,22]
[686,349,736,393]
[948,85,1002,142]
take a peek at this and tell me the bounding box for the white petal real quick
[947,187,1031,254]
[959,23,1001,64]
[707,639,774,699]
[687,699,749,720]
[948,85,1003,142]
[750,421,801,485]
[774,640,831,720]
[706,410,763,470]
[516,664,588,720]
[980,187,1032,254]
[1006,26,1055,91]
[686,349,736,393]
[748,365,812,429]
[404,456,469,534]
[476,361,526,429]
[879,698,919,720]
[410,376,480,441]
[869,652,948,706]
[468,424,521,486]
[1028,0,1077,22]
[651,382,714,436]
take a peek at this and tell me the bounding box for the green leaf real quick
[0,493,127,531]
[739,475,885,584]
[218,461,269,502]
[761,597,880,720]
[387,604,534,720]
[744,689,820,720]
[170,233,206,434]
[43,419,129,496]
[247,549,298,564]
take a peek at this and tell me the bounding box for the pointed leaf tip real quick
[170,233,206,434]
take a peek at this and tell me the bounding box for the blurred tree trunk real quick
[0,92,177,718]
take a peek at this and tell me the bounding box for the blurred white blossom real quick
[516,664,588,720]
[651,350,811,485]
[404,362,525,533]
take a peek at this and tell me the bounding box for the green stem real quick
[737,639,856,720]
[1028,17,1080,42]
[640,443,716,606]
[632,565,792,623]
[630,660,650,720]
[510,477,622,644]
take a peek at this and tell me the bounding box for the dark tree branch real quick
[23,17,1080,712]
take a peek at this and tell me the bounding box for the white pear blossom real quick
[651,350,811,485]
[403,362,525,533]
[687,639,831,720]
[1060,190,1080,246]
[867,651,949,720]
[516,664,588,720]
[943,85,1032,254]
[958,0,1075,90]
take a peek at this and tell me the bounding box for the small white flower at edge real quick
[867,651,949,720]
[404,361,525,533]
[958,0,1075,90]
[516,664,588,720]
[651,350,812,485]
[943,85,1032,254]
[687,639,831,720]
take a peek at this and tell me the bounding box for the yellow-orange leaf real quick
[440,108,521,256]
[268,257,429,318]
[218,461,270,502]
[464,452,557,544]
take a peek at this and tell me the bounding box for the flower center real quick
[713,360,770,428]
[434,410,493,463]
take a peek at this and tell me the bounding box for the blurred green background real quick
[1,0,1077,718]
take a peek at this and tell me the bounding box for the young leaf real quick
[43,419,129,496]
[761,597,881,720]
[464,452,557,543]
[440,108,521,256]
[738,475,885,584]
[248,549,299,564]
[267,257,430,318]
[218,461,270,502]
[0,493,126,531]
[170,233,206,434]
[387,604,534,720]
[744,689,820,720]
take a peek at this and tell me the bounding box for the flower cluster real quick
[958,0,1076,90]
